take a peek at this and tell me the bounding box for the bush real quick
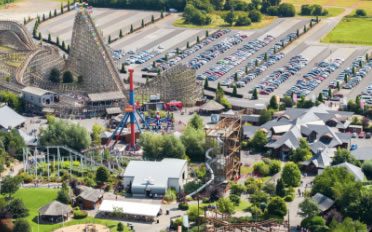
[229,194,240,206]
[230,183,246,196]
[253,161,270,176]
[245,177,263,194]
[235,16,251,26]
[178,202,189,210]
[184,181,202,194]
[278,3,296,17]
[164,188,177,202]
[284,194,294,202]
[362,160,372,179]
[355,9,367,17]
[300,5,313,16]
[248,10,262,22]
[268,160,281,175]
[73,209,88,219]
[267,6,279,16]
[49,68,60,83]
[18,172,34,183]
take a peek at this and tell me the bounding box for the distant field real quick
[294,6,345,18]
[322,17,372,45]
[283,0,360,8]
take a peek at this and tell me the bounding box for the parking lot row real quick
[285,48,356,97]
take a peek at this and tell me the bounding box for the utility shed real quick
[76,186,103,210]
[123,158,187,197]
[38,201,72,222]
[0,104,25,129]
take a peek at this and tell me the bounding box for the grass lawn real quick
[173,13,276,30]
[283,0,360,8]
[13,188,126,232]
[322,17,372,45]
[240,165,253,176]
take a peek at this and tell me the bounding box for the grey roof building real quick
[262,105,352,159]
[38,201,72,222]
[123,158,188,197]
[351,147,372,161]
[0,104,25,129]
[312,193,335,212]
[333,162,366,181]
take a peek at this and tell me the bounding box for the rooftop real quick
[39,201,72,216]
[0,105,25,129]
[88,91,125,102]
[22,86,54,96]
[99,200,161,217]
[312,193,335,212]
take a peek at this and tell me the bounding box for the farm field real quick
[322,17,372,45]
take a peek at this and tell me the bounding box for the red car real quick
[359,131,365,138]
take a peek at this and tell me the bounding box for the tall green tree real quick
[249,130,268,153]
[298,198,320,218]
[223,9,236,26]
[266,196,287,219]
[282,162,301,187]
[290,138,312,162]
[0,176,22,198]
[13,219,31,232]
[216,197,235,215]
[95,166,110,184]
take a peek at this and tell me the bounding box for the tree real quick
[141,19,145,27]
[49,10,52,18]
[92,123,104,146]
[0,176,21,198]
[0,91,24,112]
[151,15,155,23]
[57,188,71,204]
[278,3,295,17]
[47,33,51,42]
[13,219,31,232]
[42,14,46,21]
[290,138,312,162]
[196,35,200,43]
[259,109,273,124]
[268,96,278,110]
[61,41,66,50]
[160,134,186,159]
[362,160,372,179]
[275,178,286,197]
[282,162,301,187]
[301,216,328,232]
[224,9,236,26]
[56,36,60,46]
[62,71,74,83]
[232,85,238,96]
[252,88,258,99]
[108,35,111,43]
[61,3,64,13]
[204,78,209,88]
[266,196,287,219]
[119,29,123,38]
[39,118,91,150]
[216,197,235,215]
[249,130,268,152]
[330,217,367,232]
[96,166,110,184]
[355,9,367,17]
[7,198,29,218]
[248,10,262,22]
[328,88,332,98]
[332,148,359,166]
[181,126,206,162]
[117,222,124,232]
[336,81,340,91]
[130,24,134,33]
[299,198,320,218]
[317,93,324,102]
[188,114,204,130]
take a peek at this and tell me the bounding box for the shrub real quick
[267,6,279,16]
[62,71,74,83]
[235,16,251,26]
[73,209,88,219]
[230,183,246,196]
[229,194,241,206]
[49,68,60,83]
[269,160,281,175]
[355,9,367,17]
[164,188,177,202]
[284,194,294,202]
[278,3,296,17]
[362,160,372,179]
[253,161,270,176]
[178,202,189,210]
[245,177,263,194]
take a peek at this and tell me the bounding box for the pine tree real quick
[252,88,258,100]
[151,15,155,23]
[359,60,363,68]
[204,78,209,89]
[310,20,313,27]
[296,29,299,37]
[108,35,111,44]
[336,81,340,91]
[352,66,356,75]
[141,19,144,28]
[67,0,71,11]
[264,53,268,61]
[38,32,42,40]
[206,30,209,37]
[197,36,200,43]
[54,9,57,17]
[56,36,60,46]
[37,15,40,24]
[42,14,46,21]
[366,53,369,61]
[276,179,285,197]
[61,3,64,14]
[245,66,248,74]
[130,24,134,33]
[186,41,190,48]
[161,10,164,18]
[234,72,238,82]
[62,41,66,50]
[255,59,259,67]
[344,73,348,83]
[232,85,238,97]
[119,29,123,38]
[49,11,52,18]
[24,18,26,25]
[48,33,51,42]
[304,25,307,32]
[317,93,324,102]
[328,88,332,98]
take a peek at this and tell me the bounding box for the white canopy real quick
[99,200,161,217]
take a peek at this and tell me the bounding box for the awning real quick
[99,200,161,217]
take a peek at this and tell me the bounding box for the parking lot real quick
[39,8,159,44]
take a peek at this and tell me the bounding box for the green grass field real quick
[322,17,372,45]
[13,188,127,232]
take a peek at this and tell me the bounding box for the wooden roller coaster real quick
[204,210,290,232]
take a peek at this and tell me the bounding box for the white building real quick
[123,158,187,197]
[22,86,58,108]
[0,104,25,130]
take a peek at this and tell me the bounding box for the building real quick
[0,104,25,130]
[38,201,72,223]
[199,100,225,115]
[123,158,188,197]
[22,86,58,112]
[98,200,161,222]
[351,147,372,161]
[76,186,103,210]
[261,105,353,159]
[312,193,335,214]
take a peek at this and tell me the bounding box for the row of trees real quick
[0,91,23,113]
[300,4,328,16]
